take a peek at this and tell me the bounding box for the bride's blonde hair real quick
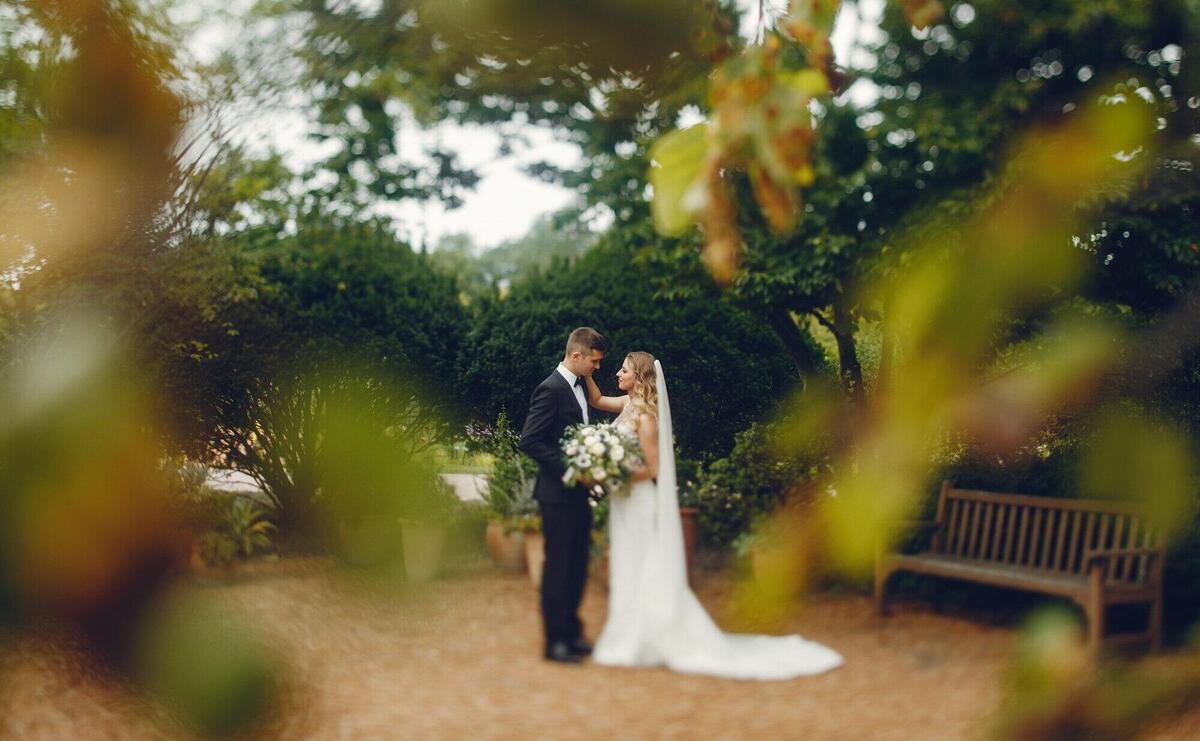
[625,351,657,417]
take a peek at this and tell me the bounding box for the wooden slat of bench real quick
[933,481,950,553]
[1111,516,1128,583]
[984,501,1003,558]
[937,498,953,555]
[1028,508,1045,568]
[1002,504,1017,564]
[1082,512,1097,569]
[1052,509,1071,571]
[1039,509,1057,570]
[1015,505,1030,567]
[1121,518,1141,582]
[1134,524,1153,582]
[979,501,996,560]
[946,489,1143,516]
[966,499,983,558]
[1067,510,1084,572]
[953,500,970,557]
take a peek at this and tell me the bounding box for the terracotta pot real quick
[485,520,527,572]
[524,531,545,589]
[400,521,448,582]
[679,506,699,581]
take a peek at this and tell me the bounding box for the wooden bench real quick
[875,481,1166,655]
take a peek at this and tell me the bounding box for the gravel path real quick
[3,557,1198,740]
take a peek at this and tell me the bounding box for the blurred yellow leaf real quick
[649,123,710,237]
[1081,410,1196,542]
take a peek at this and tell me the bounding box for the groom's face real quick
[569,350,604,378]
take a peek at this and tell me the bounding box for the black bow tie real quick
[573,376,584,388]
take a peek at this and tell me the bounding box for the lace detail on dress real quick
[614,402,637,434]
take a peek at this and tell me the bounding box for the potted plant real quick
[732,529,769,579]
[677,476,701,582]
[515,512,545,588]
[471,414,537,572]
[398,476,460,582]
[483,468,536,572]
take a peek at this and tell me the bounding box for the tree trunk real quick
[764,307,823,377]
[812,304,866,409]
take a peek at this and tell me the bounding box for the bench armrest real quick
[1084,547,1165,581]
[1084,547,1162,563]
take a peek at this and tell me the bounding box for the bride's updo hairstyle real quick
[625,351,658,417]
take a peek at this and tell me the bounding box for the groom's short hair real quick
[566,327,607,356]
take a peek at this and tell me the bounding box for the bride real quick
[584,352,843,680]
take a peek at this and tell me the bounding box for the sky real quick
[188,0,884,251]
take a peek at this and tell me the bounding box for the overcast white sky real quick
[187,0,883,250]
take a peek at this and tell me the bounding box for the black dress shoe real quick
[569,637,593,656]
[544,641,586,664]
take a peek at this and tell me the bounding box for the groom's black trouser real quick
[538,497,592,645]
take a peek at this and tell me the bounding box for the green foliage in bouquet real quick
[561,422,643,498]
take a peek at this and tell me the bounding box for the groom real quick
[520,326,606,664]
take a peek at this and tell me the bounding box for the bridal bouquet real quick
[560,422,643,498]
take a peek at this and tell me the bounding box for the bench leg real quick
[874,564,892,617]
[1087,568,1105,659]
[1149,594,1163,653]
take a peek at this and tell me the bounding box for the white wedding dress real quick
[593,361,843,680]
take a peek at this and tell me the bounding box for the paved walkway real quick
[440,472,486,502]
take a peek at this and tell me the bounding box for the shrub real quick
[693,423,830,548]
[226,497,276,558]
[163,458,227,535]
[150,211,470,539]
[196,532,238,569]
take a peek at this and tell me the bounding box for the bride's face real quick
[616,360,634,393]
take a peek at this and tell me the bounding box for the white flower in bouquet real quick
[559,421,644,497]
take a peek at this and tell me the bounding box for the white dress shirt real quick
[556,363,589,424]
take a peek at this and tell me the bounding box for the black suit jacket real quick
[520,370,588,504]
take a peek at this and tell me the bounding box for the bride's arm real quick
[585,375,628,415]
[630,412,659,482]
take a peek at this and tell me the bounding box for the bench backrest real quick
[932,482,1162,582]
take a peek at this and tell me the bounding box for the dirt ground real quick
[2,556,1198,740]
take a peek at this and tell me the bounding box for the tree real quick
[648,0,1198,409]
[266,0,738,225]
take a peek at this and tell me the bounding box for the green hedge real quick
[459,226,801,462]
